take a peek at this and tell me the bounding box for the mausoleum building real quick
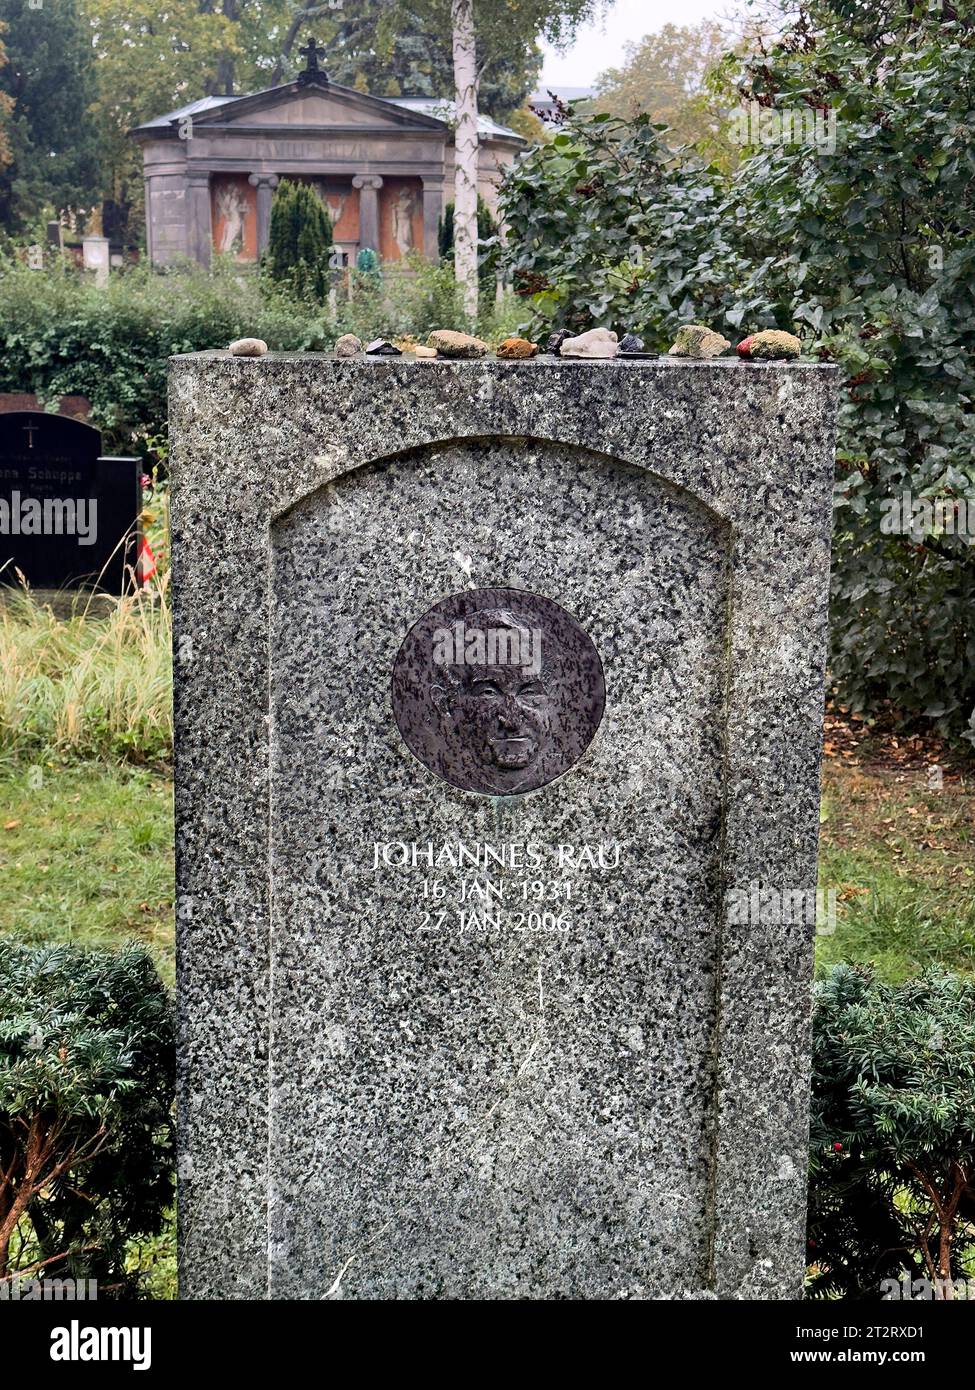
[131,40,524,269]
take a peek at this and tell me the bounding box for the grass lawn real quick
[817,722,975,980]
[0,761,174,981]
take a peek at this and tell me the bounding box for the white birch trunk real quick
[451,0,479,321]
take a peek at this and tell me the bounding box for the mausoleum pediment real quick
[187,80,449,134]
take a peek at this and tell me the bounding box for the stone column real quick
[421,175,445,260]
[185,170,213,268]
[352,175,383,256]
[249,173,279,257]
[143,177,154,264]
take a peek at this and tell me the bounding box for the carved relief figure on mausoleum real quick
[210,177,257,262]
[381,179,423,262]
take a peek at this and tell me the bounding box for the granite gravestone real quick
[170,353,837,1301]
[0,412,141,591]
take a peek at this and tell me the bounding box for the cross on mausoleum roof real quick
[297,37,328,85]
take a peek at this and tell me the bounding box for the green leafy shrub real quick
[264,179,333,304]
[0,251,522,456]
[0,256,328,454]
[729,5,975,749]
[0,941,174,1296]
[808,964,975,1300]
[332,251,520,345]
[336,252,463,341]
[501,5,975,743]
[501,110,742,339]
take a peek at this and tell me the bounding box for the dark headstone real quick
[0,412,141,591]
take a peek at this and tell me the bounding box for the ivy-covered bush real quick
[501,3,975,743]
[808,964,975,1300]
[0,942,174,1296]
[734,3,975,748]
[501,111,744,338]
[0,256,329,454]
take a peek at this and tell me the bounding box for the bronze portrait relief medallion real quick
[391,587,606,795]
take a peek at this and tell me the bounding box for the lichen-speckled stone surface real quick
[168,354,837,1301]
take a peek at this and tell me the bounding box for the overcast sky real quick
[539,0,736,87]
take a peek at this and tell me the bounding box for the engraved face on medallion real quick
[391,588,605,795]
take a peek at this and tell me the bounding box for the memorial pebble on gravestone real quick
[0,412,142,592]
[170,352,837,1301]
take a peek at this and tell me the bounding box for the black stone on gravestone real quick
[0,412,141,592]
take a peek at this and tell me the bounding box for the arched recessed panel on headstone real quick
[268,437,729,1298]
